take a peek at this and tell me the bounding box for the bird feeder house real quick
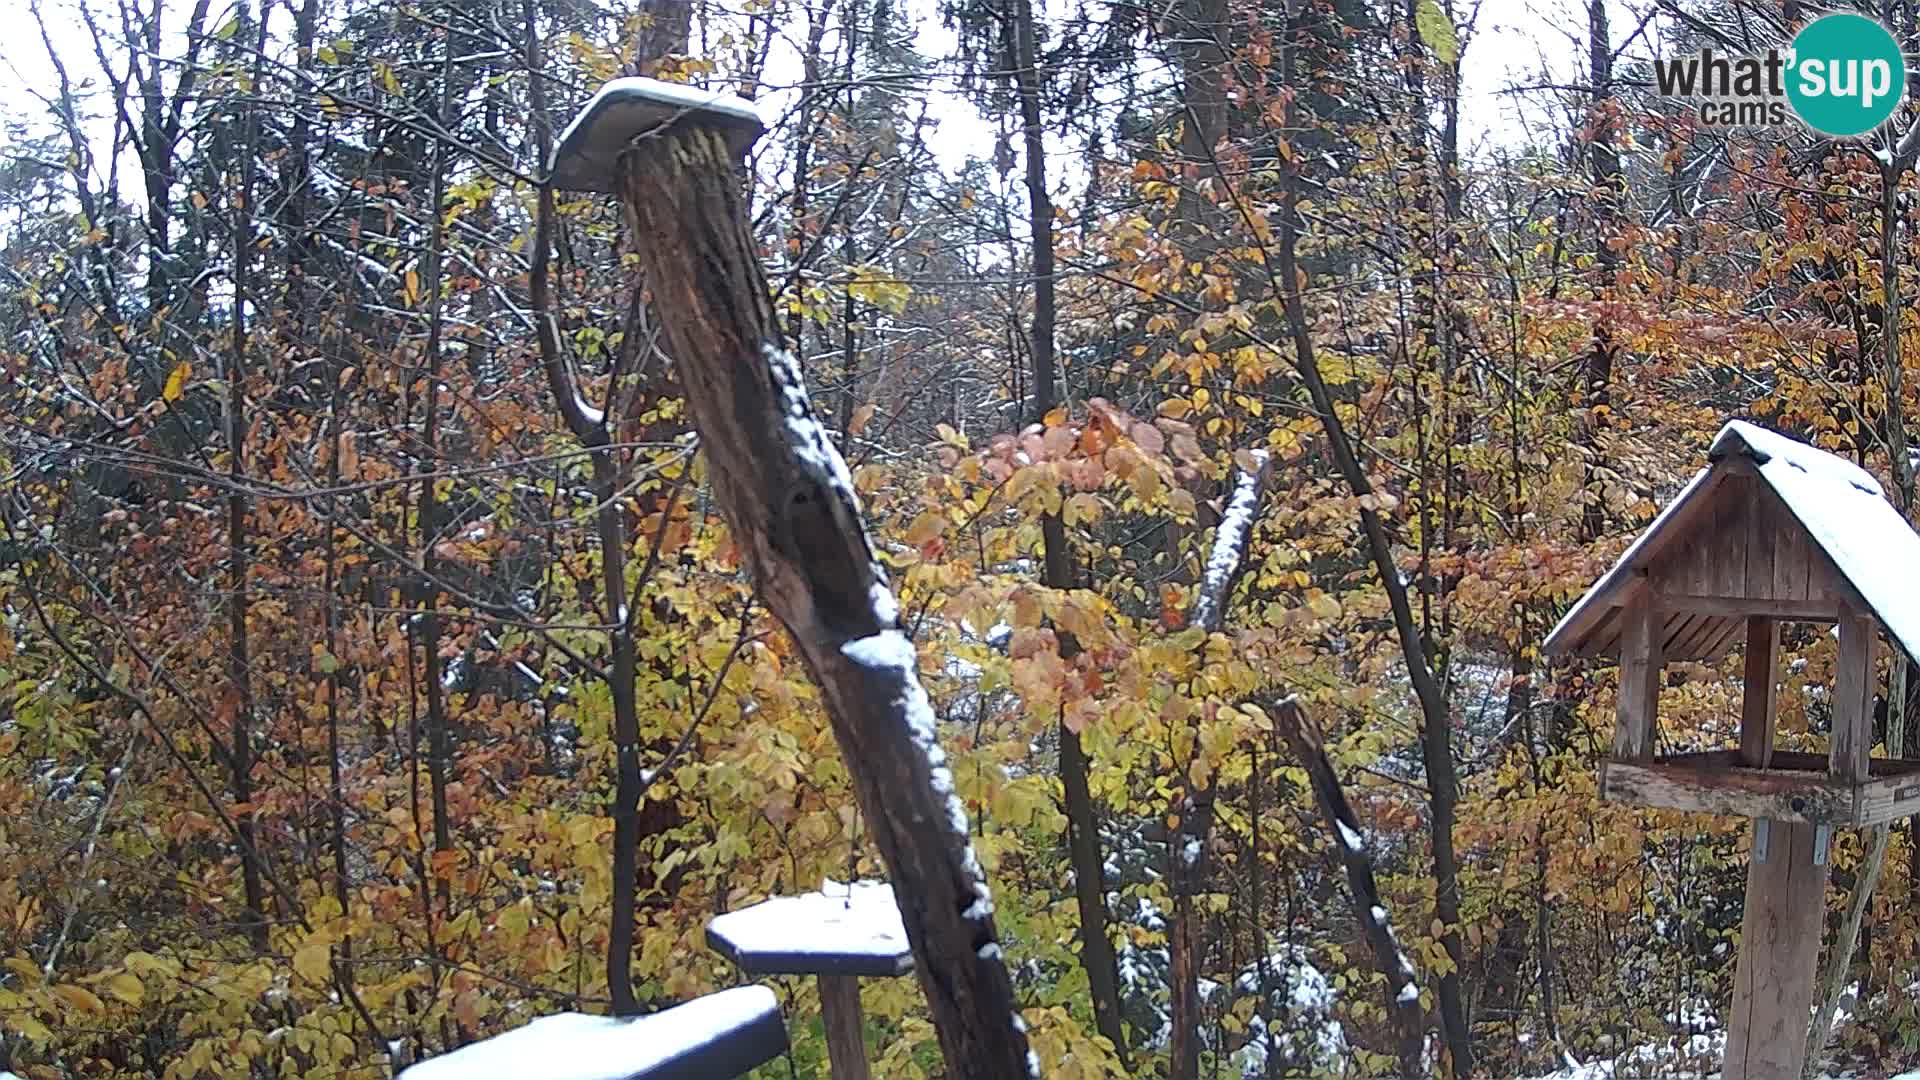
[1544,420,1920,1079]
[707,880,913,1080]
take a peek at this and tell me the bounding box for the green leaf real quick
[213,16,240,40]
[1415,0,1458,65]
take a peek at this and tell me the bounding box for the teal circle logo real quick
[1786,13,1905,136]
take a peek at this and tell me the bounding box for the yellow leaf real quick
[162,360,191,402]
[904,511,945,547]
[105,971,144,1007]
[293,941,331,985]
[53,984,105,1014]
[403,269,421,306]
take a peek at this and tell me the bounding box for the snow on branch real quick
[1273,698,1426,1076]
[1191,449,1270,635]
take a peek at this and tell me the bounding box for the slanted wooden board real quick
[398,987,789,1080]
[1600,750,1920,827]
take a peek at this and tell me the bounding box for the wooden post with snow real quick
[547,80,1033,1079]
[1543,421,1920,1079]
[707,881,917,1080]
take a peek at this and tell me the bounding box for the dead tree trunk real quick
[1168,452,1270,1079]
[1275,700,1426,1076]
[614,123,1034,1078]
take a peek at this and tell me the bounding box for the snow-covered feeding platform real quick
[706,879,912,977]
[396,986,787,1080]
[548,78,766,193]
[1545,420,1920,828]
[706,880,912,1080]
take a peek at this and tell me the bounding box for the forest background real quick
[3,0,1919,1074]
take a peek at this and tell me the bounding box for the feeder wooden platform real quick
[1600,750,1920,826]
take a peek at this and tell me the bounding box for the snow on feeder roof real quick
[1544,419,1920,666]
[706,879,912,978]
[397,986,787,1080]
[548,77,766,193]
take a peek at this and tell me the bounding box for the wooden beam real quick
[1724,819,1828,1080]
[1661,593,1840,621]
[1741,617,1779,768]
[1614,593,1663,759]
[1831,604,1878,785]
[819,975,871,1080]
[1600,757,1855,824]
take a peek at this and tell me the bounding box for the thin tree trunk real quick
[1275,701,1426,1075]
[1272,16,1470,1067]
[1168,453,1271,1080]
[521,2,646,1014]
[1007,0,1128,1063]
[416,51,456,916]
[1807,155,1920,1074]
[224,4,269,951]
[1580,0,1619,544]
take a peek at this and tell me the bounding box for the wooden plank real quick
[1614,593,1663,759]
[1600,757,1858,824]
[1745,498,1777,602]
[1831,604,1878,784]
[1659,593,1839,621]
[1723,819,1828,1080]
[1741,617,1779,768]
[1856,770,1920,826]
[1662,612,1701,656]
[1675,615,1730,659]
[1714,480,1751,597]
[819,975,872,1080]
[1772,514,1809,602]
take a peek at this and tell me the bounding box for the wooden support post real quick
[1740,616,1779,768]
[1831,604,1877,784]
[819,975,871,1080]
[1614,592,1663,759]
[1724,818,1828,1080]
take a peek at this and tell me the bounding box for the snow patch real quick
[707,879,907,964]
[1192,451,1267,632]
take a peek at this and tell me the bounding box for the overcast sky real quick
[0,0,1593,198]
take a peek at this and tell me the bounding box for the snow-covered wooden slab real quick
[549,77,766,193]
[706,879,912,978]
[397,986,787,1080]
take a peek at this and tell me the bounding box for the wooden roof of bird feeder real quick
[397,985,788,1080]
[707,881,912,1080]
[548,78,765,193]
[1543,420,1920,828]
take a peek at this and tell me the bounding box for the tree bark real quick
[614,124,1033,1078]
[1274,700,1426,1076]
[1008,0,1129,1063]
[224,5,269,951]
[1272,18,1470,1065]
[1169,452,1270,1080]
